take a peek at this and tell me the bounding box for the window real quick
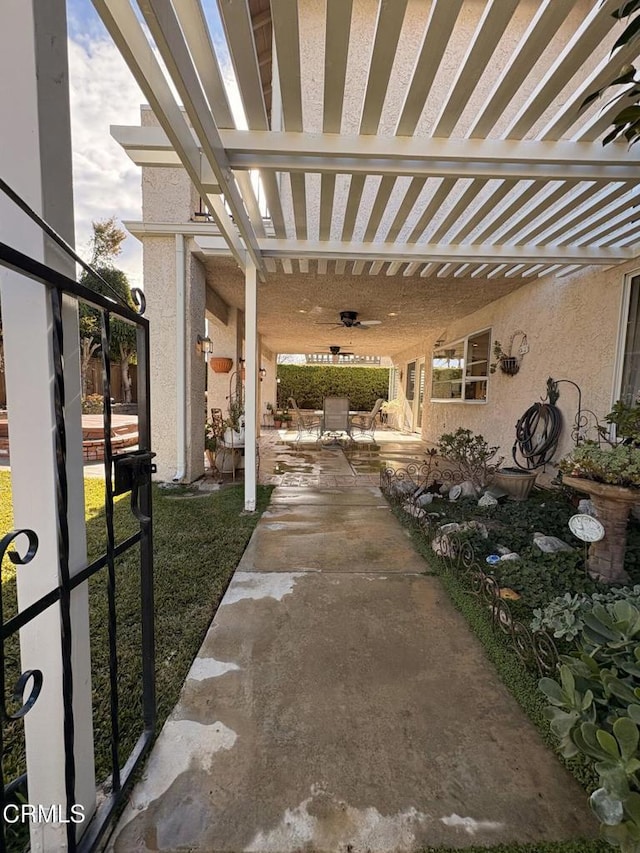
[431,329,490,403]
[406,361,416,401]
[620,275,640,405]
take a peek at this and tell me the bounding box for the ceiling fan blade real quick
[359,319,382,326]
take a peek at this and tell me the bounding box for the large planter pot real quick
[209,357,233,373]
[223,427,245,446]
[563,475,639,584]
[215,447,241,473]
[493,467,537,501]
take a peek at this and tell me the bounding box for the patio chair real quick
[288,397,320,442]
[320,396,352,442]
[349,398,384,442]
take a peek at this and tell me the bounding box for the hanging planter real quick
[490,331,528,377]
[209,357,233,374]
[499,356,520,376]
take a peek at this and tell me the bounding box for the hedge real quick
[276,365,390,410]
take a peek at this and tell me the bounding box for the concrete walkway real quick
[110,455,596,852]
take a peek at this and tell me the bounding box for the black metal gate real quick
[0,188,155,852]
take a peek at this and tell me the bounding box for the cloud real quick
[68,33,143,288]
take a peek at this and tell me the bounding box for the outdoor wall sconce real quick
[259,367,267,381]
[196,335,214,357]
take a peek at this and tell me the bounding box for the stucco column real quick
[185,251,206,480]
[244,263,258,511]
[0,2,95,848]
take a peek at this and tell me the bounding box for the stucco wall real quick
[206,306,241,425]
[393,260,640,466]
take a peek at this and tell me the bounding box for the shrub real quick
[437,427,502,489]
[533,588,640,642]
[277,364,389,411]
[82,394,103,414]
[539,602,640,851]
[560,443,640,488]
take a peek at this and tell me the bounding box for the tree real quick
[88,217,126,266]
[582,2,640,145]
[81,266,137,403]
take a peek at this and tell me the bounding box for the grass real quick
[0,471,272,787]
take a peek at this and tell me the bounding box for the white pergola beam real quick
[196,236,633,266]
[137,0,264,275]
[114,126,640,180]
[93,0,248,268]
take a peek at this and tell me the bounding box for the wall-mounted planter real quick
[499,357,520,376]
[209,357,233,373]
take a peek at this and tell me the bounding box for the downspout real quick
[173,233,186,481]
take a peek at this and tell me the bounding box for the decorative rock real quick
[431,534,454,557]
[533,532,575,554]
[478,493,498,508]
[439,522,461,535]
[464,520,489,539]
[403,503,425,519]
[439,484,450,496]
[495,544,512,556]
[459,480,478,498]
[416,493,434,507]
[500,552,520,561]
[449,484,462,502]
[578,499,598,518]
[392,480,416,497]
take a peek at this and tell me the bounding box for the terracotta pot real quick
[563,475,639,584]
[209,357,233,373]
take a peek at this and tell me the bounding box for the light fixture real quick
[196,334,213,356]
[259,367,267,381]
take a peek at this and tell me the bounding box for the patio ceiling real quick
[97,0,640,355]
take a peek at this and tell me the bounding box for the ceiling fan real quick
[312,345,355,363]
[315,310,382,330]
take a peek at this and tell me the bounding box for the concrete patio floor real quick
[109,443,597,852]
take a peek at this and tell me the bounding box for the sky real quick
[65,0,237,291]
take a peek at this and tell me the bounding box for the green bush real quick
[277,364,389,410]
[539,602,640,851]
[82,393,104,413]
[533,588,640,643]
[560,443,640,488]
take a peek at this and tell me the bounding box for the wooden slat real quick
[363,176,397,242]
[469,0,575,139]
[360,0,410,135]
[383,178,427,242]
[289,173,308,240]
[497,182,573,244]
[408,178,457,242]
[218,0,286,235]
[564,187,637,245]
[430,179,489,243]
[509,182,604,245]
[318,0,353,247]
[341,174,366,241]
[317,258,328,274]
[447,181,515,243]
[369,261,385,275]
[470,181,546,244]
[537,183,631,245]
[433,0,520,138]
[323,0,353,133]
[503,0,621,140]
[541,39,640,141]
[420,263,441,277]
[396,0,464,135]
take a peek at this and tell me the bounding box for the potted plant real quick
[282,408,293,429]
[224,398,245,445]
[490,341,519,375]
[209,356,233,373]
[205,419,219,469]
[274,408,284,429]
[559,398,640,583]
[264,401,274,429]
[489,332,528,376]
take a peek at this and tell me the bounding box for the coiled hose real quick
[512,402,563,470]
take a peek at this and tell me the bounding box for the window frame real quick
[430,327,491,404]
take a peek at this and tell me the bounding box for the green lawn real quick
[0,471,272,786]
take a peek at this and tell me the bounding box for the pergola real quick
[94,0,640,504]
